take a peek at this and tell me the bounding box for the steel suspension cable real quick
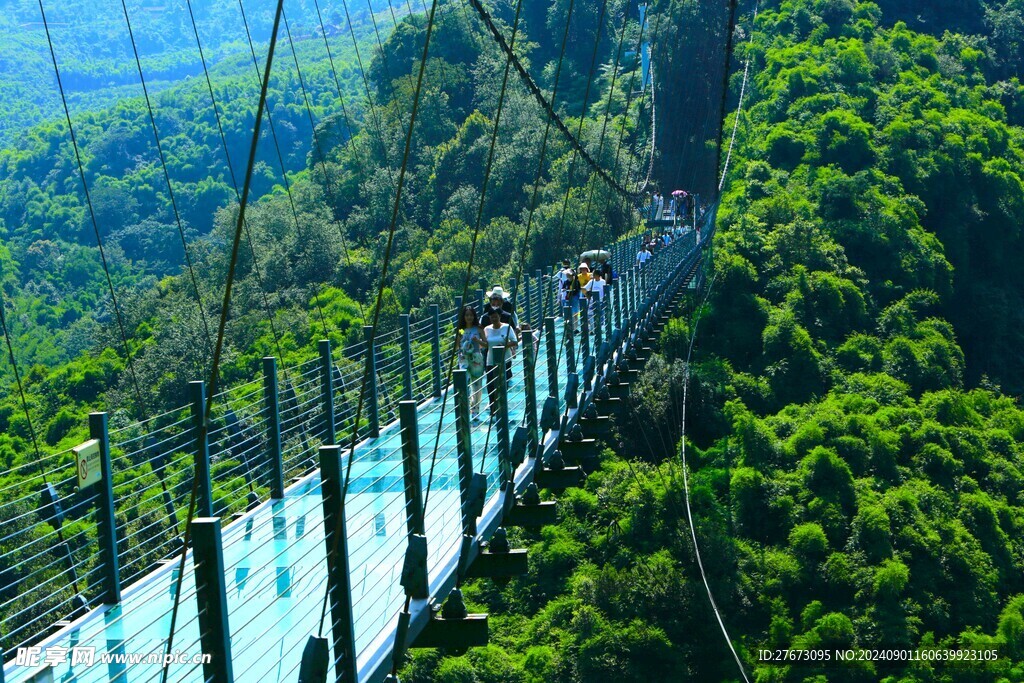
[279,5,367,322]
[317,0,444,644]
[465,0,640,198]
[719,1,760,193]
[0,288,84,597]
[549,0,612,254]
[575,5,639,254]
[159,3,284,677]
[118,0,215,361]
[603,7,663,230]
[37,0,150,422]
[419,0,528,511]
[234,0,337,338]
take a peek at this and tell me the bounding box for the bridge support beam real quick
[192,518,233,683]
[318,445,357,683]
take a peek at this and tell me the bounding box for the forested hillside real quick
[0,0,652,649]
[397,0,1024,681]
[0,0,402,142]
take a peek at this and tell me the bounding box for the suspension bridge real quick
[0,0,743,678]
[2,216,710,683]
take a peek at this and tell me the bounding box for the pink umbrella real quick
[672,189,687,196]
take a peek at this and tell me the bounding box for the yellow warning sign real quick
[74,439,102,490]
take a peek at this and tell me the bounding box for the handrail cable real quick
[159,2,284,678]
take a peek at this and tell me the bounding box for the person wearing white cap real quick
[486,285,518,384]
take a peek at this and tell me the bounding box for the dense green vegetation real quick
[396,0,1024,681]
[0,0,652,652]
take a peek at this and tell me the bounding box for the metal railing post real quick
[535,270,544,329]
[563,307,577,375]
[492,346,511,486]
[319,340,336,445]
[545,316,558,400]
[189,381,214,518]
[263,357,284,499]
[89,412,120,604]
[580,298,591,360]
[453,370,477,535]
[431,304,442,398]
[319,446,357,682]
[398,401,428,599]
[363,326,380,438]
[192,518,233,683]
[400,314,414,401]
[523,326,539,456]
[544,266,553,318]
[524,277,532,334]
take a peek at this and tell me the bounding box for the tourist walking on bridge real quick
[456,305,485,424]
[483,308,518,421]
[636,243,652,269]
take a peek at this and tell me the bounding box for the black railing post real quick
[563,307,577,375]
[580,298,591,360]
[192,518,233,683]
[401,314,414,401]
[453,370,477,535]
[263,357,284,499]
[319,340,336,446]
[545,316,558,400]
[189,381,214,518]
[363,325,379,438]
[89,412,120,604]
[399,401,428,599]
[544,266,553,318]
[523,326,539,456]
[492,346,511,487]
[524,277,532,335]
[319,445,357,682]
[431,304,442,398]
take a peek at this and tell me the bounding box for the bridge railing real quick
[0,215,709,667]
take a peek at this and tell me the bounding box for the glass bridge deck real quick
[5,321,568,683]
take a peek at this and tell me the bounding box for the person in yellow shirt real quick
[577,262,592,289]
